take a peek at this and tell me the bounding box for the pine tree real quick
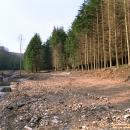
[42,39,52,70]
[24,33,42,72]
[51,27,67,70]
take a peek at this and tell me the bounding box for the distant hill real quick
[0,46,23,70]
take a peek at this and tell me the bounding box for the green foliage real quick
[64,0,101,69]
[0,46,22,70]
[51,27,67,47]
[24,33,42,72]
[72,0,100,33]
[23,0,102,71]
[51,27,67,69]
[42,39,52,70]
[2,0,129,71]
[64,30,79,69]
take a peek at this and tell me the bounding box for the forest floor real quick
[1,66,130,130]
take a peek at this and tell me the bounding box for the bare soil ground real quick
[0,66,130,130]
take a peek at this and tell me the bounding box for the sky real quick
[0,0,83,53]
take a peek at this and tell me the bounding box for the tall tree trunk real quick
[114,0,119,68]
[56,51,58,71]
[86,34,89,70]
[87,35,90,71]
[79,42,84,71]
[121,30,124,65]
[97,9,100,69]
[90,36,93,69]
[108,0,112,68]
[101,55,103,68]
[84,34,87,69]
[54,49,57,71]
[101,0,106,68]
[81,53,84,71]
[125,38,127,64]
[127,0,130,44]
[124,0,130,65]
[93,33,96,70]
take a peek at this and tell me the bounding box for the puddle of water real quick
[0,85,11,92]
[0,91,6,98]
[0,86,11,99]
[0,86,10,88]
[0,82,10,86]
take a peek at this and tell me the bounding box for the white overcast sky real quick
[0,0,83,53]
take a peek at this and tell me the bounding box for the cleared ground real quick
[0,67,130,130]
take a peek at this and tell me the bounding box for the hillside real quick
[0,46,23,70]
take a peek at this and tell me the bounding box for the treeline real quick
[0,46,22,70]
[24,0,130,72]
[24,34,52,72]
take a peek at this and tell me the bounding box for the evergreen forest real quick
[24,0,130,72]
[0,46,22,70]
